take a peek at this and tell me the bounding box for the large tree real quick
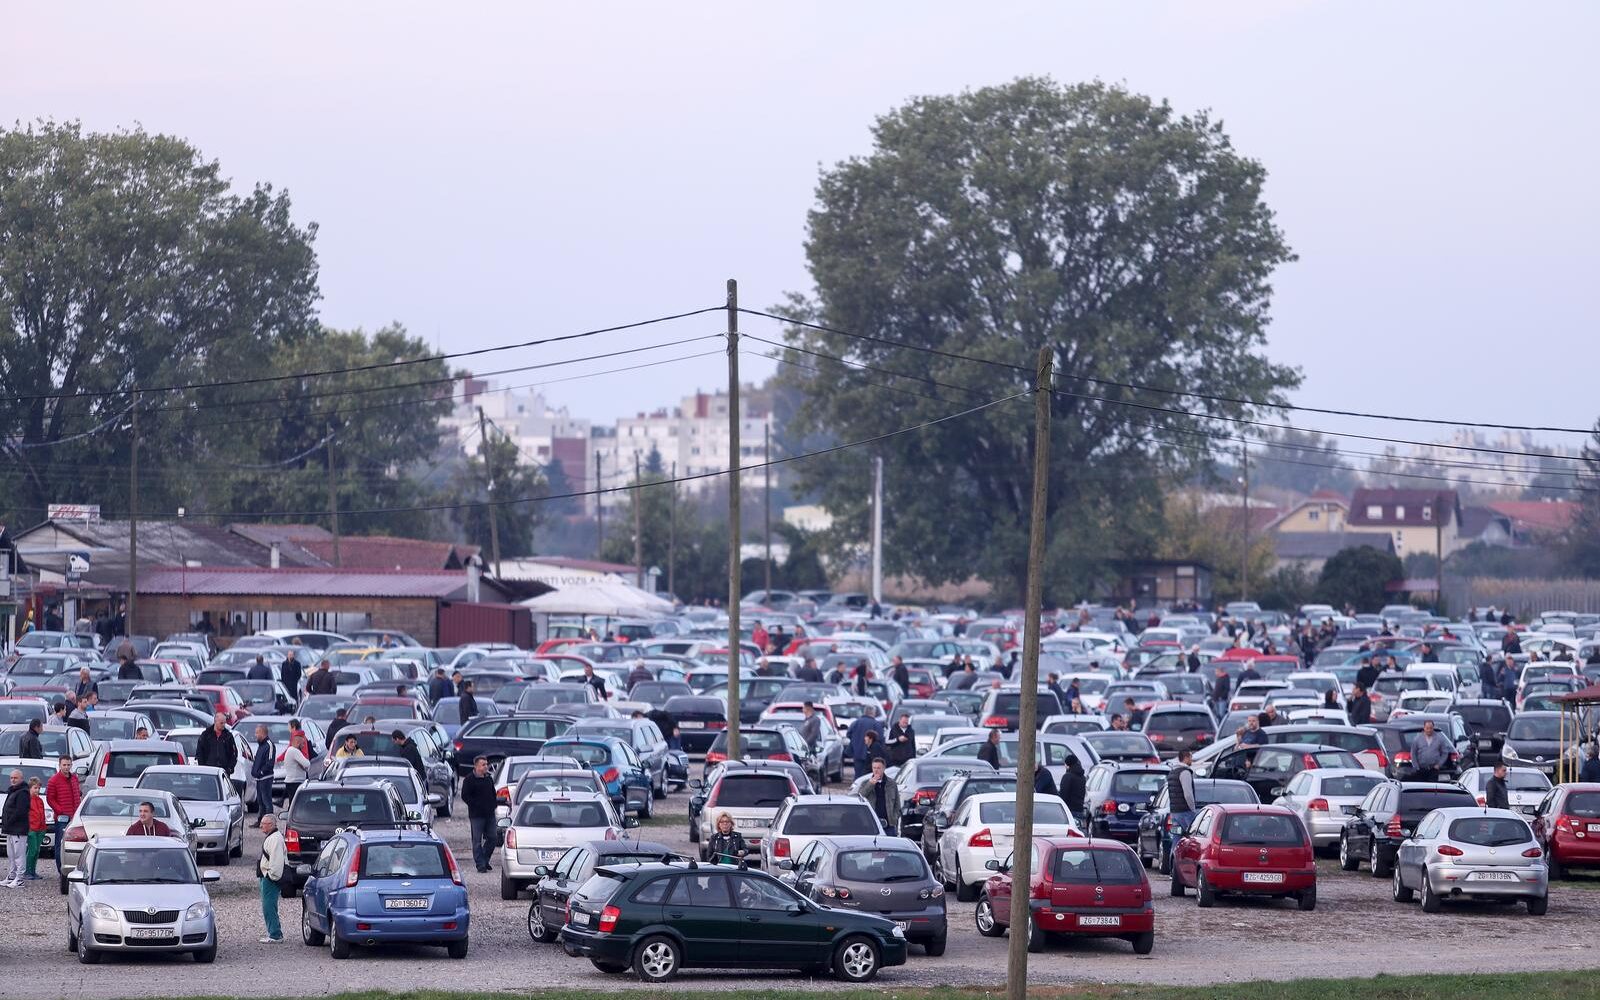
[780,78,1299,602]
[1563,418,1600,576]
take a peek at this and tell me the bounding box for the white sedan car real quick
[500,791,627,899]
[1457,766,1551,816]
[935,792,1078,901]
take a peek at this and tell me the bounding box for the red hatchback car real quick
[1531,782,1600,879]
[1171,803,1317,910]
[974,836,1155,954]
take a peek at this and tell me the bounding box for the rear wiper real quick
[879,874,920,882]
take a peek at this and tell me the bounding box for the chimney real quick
[466,558,481,603]
[270,543,281,569]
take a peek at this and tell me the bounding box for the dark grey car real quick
[779,834,947,955]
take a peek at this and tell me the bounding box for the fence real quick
[1445,577,1600,618]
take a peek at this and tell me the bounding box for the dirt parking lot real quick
[19,784,1600,997]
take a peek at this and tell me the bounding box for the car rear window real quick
[1454,705,1512,731]
[994,692,1064,716]
[354,702,416,720]
[290,788,393,824]
[978,800,1069,825]
[545,743,610,766]
[836,849,927,882]
[1564,792,1600,818]
[1448,816,1533,847]
[1051,847,1142,884]
[712,731,783,754]
[516,801,611,827]
[361,842,449,878]
[519,688,588,710]
[1197,781,1258,805]
[1145,712,1213,732]
[107,752,181,778]
[785,804,879,836]
[139,772,222,801]
[1111,771,1168,796]
[1220,813,1304,845]
[1320,775,1383,797]
[957,778,1017,802]
[1374,677,1429,693]
[575,871,627,902]
[1398,790,1475,812]
[714,775,793,808]
[1087,733,1156,755]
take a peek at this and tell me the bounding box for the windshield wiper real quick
[878,874,921,882]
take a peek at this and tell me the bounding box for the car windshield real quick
[340,773,419,804]
[139,772,222,801]
[1448,816,1532,847]
[0,704,47,726]
[515,800,611,827]
[978,800,1069,825]
[91,847,197,884]
[517,775,600,796]
[1398,790,1475,812]
[290,789,391,824]
[1504,771,1551,791]
[1320,775,1383,797]
[1220,813,1304,845]
[711,731,783,754]
[1111,771,1168,795]
[544,743,611,767]
[87,717,142,739]
[713,775,792,808]
[993,692,1064,716]
[361,842,448,878]
[1051,847,1142,884]
[836,849,926,883]
[519,688,588,710]
[82,795,172,818]
[785,804,879,836]
[1507,717,1561,741]
[1455,705,1512,731]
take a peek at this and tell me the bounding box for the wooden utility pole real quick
[477,408,503,578]
[634,452,644,589]
[595,450,604,558]
[725,278,742,759]
[1240,442,1250,601]
[763,421,772,598]
[1005,347,1053,1000]
[1436,492,1445,613]
[128,399,139,636]
[668,461,677,599]
[327,426,341,567]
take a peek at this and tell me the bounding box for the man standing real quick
[947,660,978,691]
[977,727,1001,768]
[846,705,883,776]
[1210,667,1231,720]
[247,654,273,680]
[0,771,29,887]
[796,657,823,683]
[1347,683,1372,725]
[66,695,92,734]
[324,707,351,745]
[1059,756,1087,823]
[251,724,275,817]
[391,731,426,784]
[863,757,900,835]
[305,659,337,695]
[1484,763,1512,810]
[1409,720,1452,782]
[461,756,498,873]
[458,680,480,723]
[280,650,303,699]
[886,712,916,768]
[73,667,96,703]
[1165,749,1199,866]
[18,720,43,760]
[1238,715,1268,747]
[197,713,238,780]
[45,756,80,875]
[1033,761,1058,796]
[797,702,822,757]
[257,814,286,943]
[1581,743,1600,783]
[890,656,910,696]
[579,663,606,701]
[427,668,454,702]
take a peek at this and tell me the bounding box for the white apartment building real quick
[595,387,775,511]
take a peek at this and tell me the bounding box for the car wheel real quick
[1392,865,1414,903]
[641,791,654,820]
[1547,855,1565,881]
[974,893,1003,937]
[1169,868,1185,896]
[58,872,68,896]
[193,944,217,963]
[1025,914,1046,953]
[1420,876,1442,913]
[330,928,353,959]
[1297,887,1317,911]
[214,849,231,867]
[954,862,977,902]
[301,901,325,946]
[500,871,520,900]
[66,921,78,953]
[77,924,100,965]
[1131,931,1155,955]
[924,934,947,957]
[688,820,699,844]
[1339,835,1360,872]
[833,935,881,983]
[1196,870,1216,909]
[633,934,681,983]
[527,900,552,943]
[1158,845,1173,876]
[230,838,244,859]
[446,937,469,959]
[1527,892,1549,915]
[591,960,629,974]
[1371,847,1394,879]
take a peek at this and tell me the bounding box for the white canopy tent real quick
[519,579,674,619]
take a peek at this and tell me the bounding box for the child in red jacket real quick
[25,778,46,880]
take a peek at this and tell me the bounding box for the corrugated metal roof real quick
[136,566,474,599]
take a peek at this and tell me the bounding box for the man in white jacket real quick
[258,814,286,943]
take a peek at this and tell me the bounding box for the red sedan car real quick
[1171,803,1317,910]
[192,685,250,724]
[1532,782,1600,879]
[974,836,1154,954]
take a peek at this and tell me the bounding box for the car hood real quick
[178,801,234,824]
[87,882,207,909]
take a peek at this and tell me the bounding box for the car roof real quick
[90,835,193,849]
[519,789,610,804]
[1427,806,1532,821]
[102,739,182,751]
[1206,803,1295,815]
[139,764,227,777]
[787,793,867,805]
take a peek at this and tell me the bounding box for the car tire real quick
[833,935,881,983]
[1158,845,1173,876]
[688,821,699,844]
[641,791,654,820]
[1371,848,1393,879]
[77,925,100,965]
[1297,887,1317,911]
[330,929,353,959]
[974,893,1003,937]
[1547,855,1565,881]
[527,900,553,943]
[1131,931,1155,955]
[1140,849,1153,870]
[591,960,629,974]
[500,871,520,900]
[301,902,325,946]
[446,937,469,959]
[67,922,78,953]
[1527,893,1549,916]
[924,934,947,957]
[1420,876,1442,913]
[1169,869,1185,896]
[954,863,977,902]
[193,945,217,963]
[58,872,68,896]
[1196,870,1216,909]
[633,934,681,983]
[1025,914,1046,954]
[214,849,231,867]
[230,838,244,859]
[1390,861,1415,902]
[1339,835,1360,872]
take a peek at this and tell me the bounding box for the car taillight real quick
[707,720,727,730]
[1393,751,1412,763]
[1556,816,1574,834]
[1145,756,1162,764]
[1371,749,1389,769]
[176,752,186,765]
[1196,732,1212,742]
[285,828,300,851]
[505,828,518,849]
[705,751,727,764]
[968,827,993,848]
[1307,798,1330,812]
[604,827,618,840]
[497,787,510,802]
[346,845,361,887]
[97,757,109,788]
[1302,754,1319,769]
[1148,733,1165,742]
[819,884,851,898]
[1523,847,1543,858]
[1476,795,1487,806]
[454,740,464,752]
[64,825,87,843]
[1387,815,1403,839]
[1102,800,1119,814]
[598,904,620,932]
[1369,692,1384,701]
[601,768,620,784]
[769,753,792,762]
[773,837,791,858]
[1437,845,1463,856]
[914,789,938,804]
[445,847,463,885]
[983,716,1008,728]
[1447,752,1460,763]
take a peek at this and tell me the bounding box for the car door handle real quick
[745,915,760,923]
[667,910,685,919]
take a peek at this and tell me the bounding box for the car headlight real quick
[185,901,211,921]
[1502,745,1520,760]
[890,924,906,939]
[89,903,118,921]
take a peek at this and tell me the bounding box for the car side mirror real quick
[425,793,443,806]
[688,778,704,791]
[624,816,640,829]
[533,865,549,878]
[1269,786,1285,799]
[690,796,706,812]
[72,762,89,776]
[777,859,794,870]
[191,818,206,828]
[295,864,313,879]
[933,814,951,829]
[984,859,1001,871]
[67,869,87,883]
[201,870,222,883]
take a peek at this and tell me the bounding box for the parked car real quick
[0,723,94,771]
[500,791,632,899]
[296,823,469,958]
[760,793,885,869]
[526,839,683,943]
[1457,766,1550,815]
[1274,767,1386,854]
[540,735,655,819]
[919,769,1020,863]
[1084,763,1168,842]
[935,792,1078,901]
[134,765,245,864]
[322,762,444,824]
[780,835,947,954]
[1452,699,1516,766]
[558,862,908,982]
[1081,730,1161,764]
[855,756,993,842]
[1137,778,1259,874]
[1204,743,1364,802]
[1137,703,1217,757]
[279,781,410,895]
[1370,714,1477,780]
[1531,782,1600,879]
[975,836,1154,953]
[687,765,800,855]
[59,788,198,893]
[1338,781,1477,877]
[1500,711,1574,775]
[1392,807,1548,913]
[65,835,220,964]
[84,739,187,791]
[1171,803,1317,909]
[567,717,673,799]
[451,714,573,775]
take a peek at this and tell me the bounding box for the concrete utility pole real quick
[1436,492,1445,612]
[595,450,604,558]
[327,425,341,568]
[128,399,139,636]
[477,408,502,578]
[763,422,772,598]
[634,452,644,589]
[1240,441,1250,601]
[1005,347,1053,1000]
[668,461,677,599]
[725,278,742,759]
[871,455,884,606]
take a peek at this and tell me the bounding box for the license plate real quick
[1078,914,1121,927]
[1341,806,1357,815]
[894,921,909,931]
[1242,872,1284,884]
[1587,824,1600,834]
[128,928,173,939]
[679,721,704,729]
[572,910,591,926]
[384,897,428,909]
[737,818,769,829]
[1480,739,1495,749]
[1467,871,1517,881]
[539,850,564,862]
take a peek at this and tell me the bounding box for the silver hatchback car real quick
[66,836,221,964]
[1391,806,1549,914]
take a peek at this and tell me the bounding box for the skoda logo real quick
[1489,848,1496,856]
[146,906,157,915]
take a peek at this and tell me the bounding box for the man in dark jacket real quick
[305,660,337,696]
[324,708,351,745]
[116,654,143,681]
[18,720,44,760]
[1484,764,1512,810]
[460,755,499,872]
[885,713,916,768]
[1347,684,1372,726]
[1033,762,1057,796]
[250,724,275,816]
[796,658,823,683]
[1,770,30,885]
[1209,667,1231,719]
[977,728,1002,768]
[890,656,911,696]
[280,651,303,698]
[247,655,273,680]
[427,668,456,703]
[1355,655,1380,692]
[196,714,238,778]
[390,731,427,783]
[457,681,480,723]
[1580,744,1600,783]
[1059,756,1086,821]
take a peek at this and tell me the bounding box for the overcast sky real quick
[5,2,1596,447]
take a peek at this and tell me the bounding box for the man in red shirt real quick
[125,801,174,837]
[44,756,81,875]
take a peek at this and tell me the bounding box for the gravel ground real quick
[15,779,1600,997]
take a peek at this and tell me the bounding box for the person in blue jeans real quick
[257,814,285,943]
[1165,750,1198,870]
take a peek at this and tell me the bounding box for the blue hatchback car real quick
[540,735,655,819]
[296,825,470,959]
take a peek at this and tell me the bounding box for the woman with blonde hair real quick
[706,812,747,865]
